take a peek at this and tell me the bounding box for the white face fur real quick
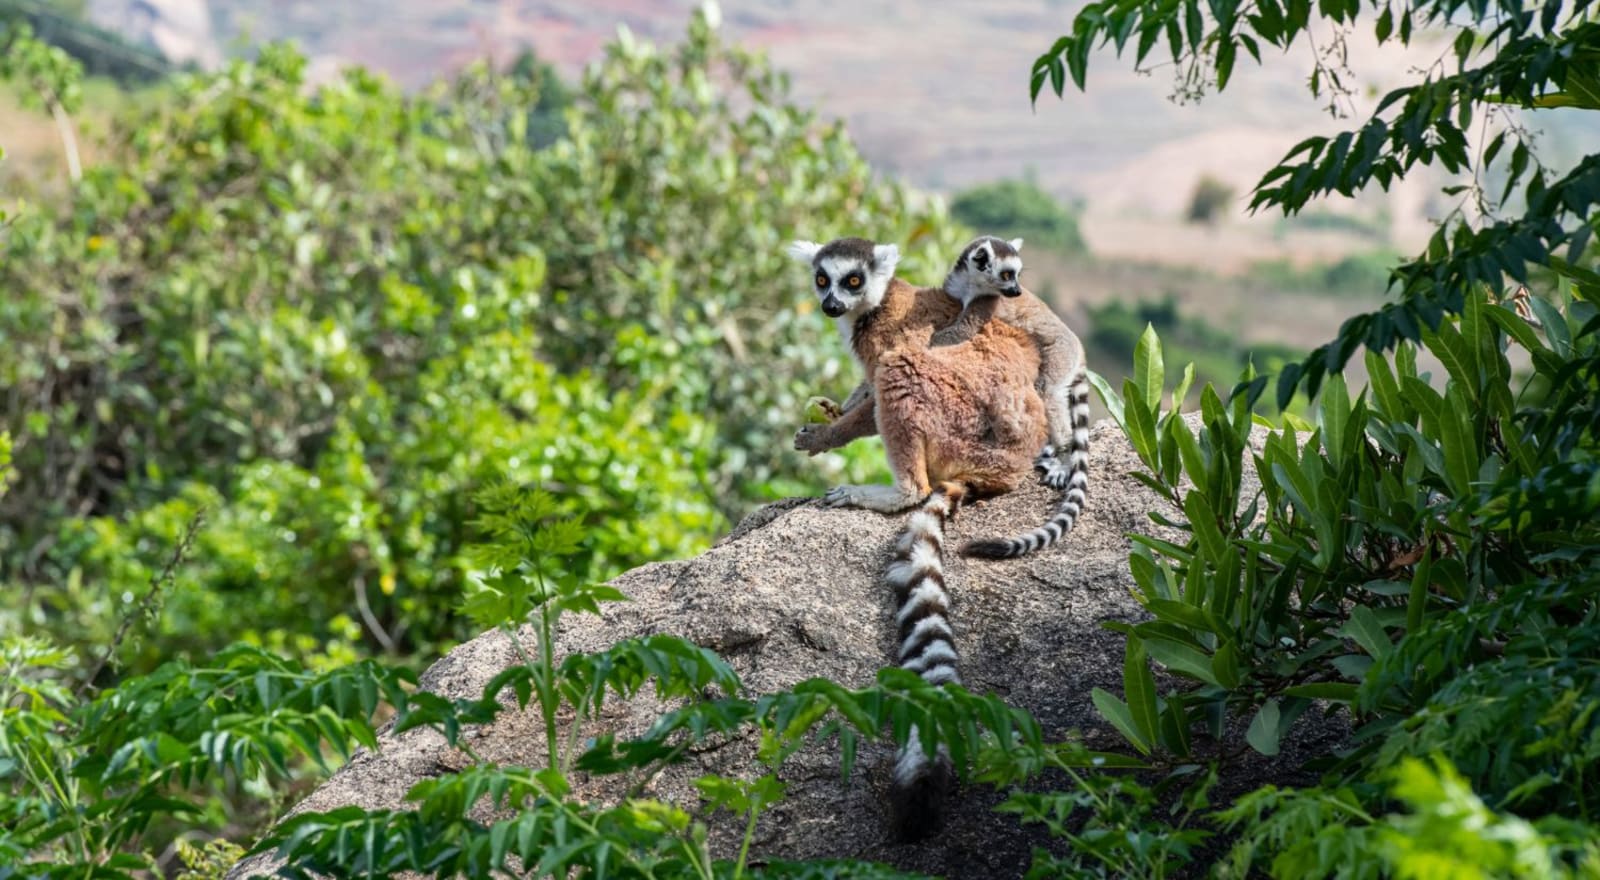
[945,236,1024,305]
[786,239,901,322]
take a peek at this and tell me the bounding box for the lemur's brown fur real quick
[796,285,1081,468]
[824,278,1045,511]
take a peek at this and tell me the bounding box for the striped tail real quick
[961,373,1091,560]
[886,487,961,841]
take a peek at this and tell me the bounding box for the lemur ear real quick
[786,240,822,264]
[1009,238,1024,252]
[871,243,901,277]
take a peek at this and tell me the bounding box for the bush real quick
[949,177,1085,254]
[1247,251,1399,297]
[0,13,964,674]
[1086,282,1600,871]
[1185,174,1234,225]
[1085,294,1300,407]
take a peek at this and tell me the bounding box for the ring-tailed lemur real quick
[794,236,1092,559]
[787,236,1047,840]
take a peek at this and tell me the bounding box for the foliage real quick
[1246,250,1400,297]
[1085,294,1301,406]
[949,177,1086,254]
[1085,280,1600,869]
[505,47,570,148]
[0,17,80,113]
[1221,758,1600,879]
[0,0,170,85]
[0,432,11,499]
[995,762,1213,879]
[1184,174,1234,225]
[0,11,957,672]
[1032,0,1600,406]
[247,480,1059,880]
[0,635,414,878]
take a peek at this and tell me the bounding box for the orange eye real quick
[1001,270,1015,281]
[816,274,828,288]
[847,275,862,288]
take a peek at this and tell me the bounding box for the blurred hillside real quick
[66,0,1600,272]
[61,2,1420,252]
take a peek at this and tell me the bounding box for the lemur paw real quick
[793,425,831,456]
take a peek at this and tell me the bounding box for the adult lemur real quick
[787,236,1047,841]
[796,235,1091,559]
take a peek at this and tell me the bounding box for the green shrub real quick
[1184,174,1234,225]
[1086,283,1600,870]
[949,177,1085,254]
[0,12,961,673]
[1246,251,1399,297]
[1085,294,1300,407]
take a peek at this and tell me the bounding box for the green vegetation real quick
[1245,250,1401,297]
[0,14,962,678]
[0,0,170,85]
[2,0,1599,876]
[1032,0,1600,405]
[1184,174,1234,225]
[949,177,1086,254]
[1088,291,1600,873]
[1085,294,1301,403]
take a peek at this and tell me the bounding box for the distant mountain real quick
[85,0,219,67]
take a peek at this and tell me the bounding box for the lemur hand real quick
[793,425,832,456]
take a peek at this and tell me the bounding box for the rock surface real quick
[230,416,1347,879]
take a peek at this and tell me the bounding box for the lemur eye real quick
[846,274,863,289]
[1000,270,1015,281]
[816,273,828,288]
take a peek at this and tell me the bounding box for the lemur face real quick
[953,236,1025,298]
[786,237,900,318]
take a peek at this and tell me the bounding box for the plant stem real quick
[538,600,560,770]
[733,804,760,880]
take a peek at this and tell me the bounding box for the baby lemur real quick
[796,236,1091,559]
[787,236,1046,841]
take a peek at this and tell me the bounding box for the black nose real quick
[822,295,847,317]
[1002,284,1022,297]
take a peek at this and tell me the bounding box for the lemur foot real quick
[1034,445,1071,490]
[1038,460,1071,490]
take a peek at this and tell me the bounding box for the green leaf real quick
[1087,369,1126,433]
[1134,323,1165,413]
[1172,362,1196,412]
[1124,380,1160,469]
[1092,688,1152,754]
[1318,372,1350,471]
[1282,682,1358,702]
[1245,700,1282,756]
[1212,641,1243,688]
[1340,606,1391,659]
[1183,490,1229,564]
[1144,637,1222,686]
[1124,639,1161,748]
[1146,598,1219,634]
